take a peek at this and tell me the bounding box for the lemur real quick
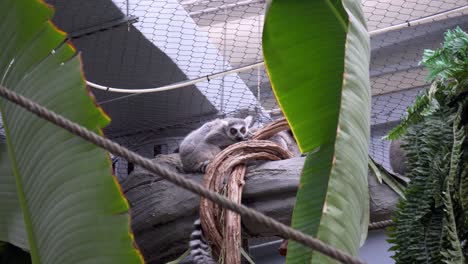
[179,116,253,173]
[180,116,252,263]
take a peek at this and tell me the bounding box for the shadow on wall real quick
[45,0,217,137]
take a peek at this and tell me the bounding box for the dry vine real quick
[199,118,293,263]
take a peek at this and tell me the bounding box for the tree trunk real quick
[121,154,398,263]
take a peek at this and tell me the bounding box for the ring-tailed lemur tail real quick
[189,219,216,264]
[179,116,253,173]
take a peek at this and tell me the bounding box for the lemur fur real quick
[179,116,253,173]
[189,219,216,264]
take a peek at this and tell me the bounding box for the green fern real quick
[387,27,468,264]
[384,92,431,140]
[385,27,468,140]
[460,166,468,231]
[440,108,465,263]
[388,110,454,263]
[421,27,468,83]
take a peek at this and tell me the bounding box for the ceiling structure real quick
[44,0,467,170]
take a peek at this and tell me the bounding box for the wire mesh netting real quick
[42,0,468,181]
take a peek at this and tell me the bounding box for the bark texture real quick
[122,154,398,263]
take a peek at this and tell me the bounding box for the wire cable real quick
[87,5,467,100]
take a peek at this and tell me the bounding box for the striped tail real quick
[189,219,216,264]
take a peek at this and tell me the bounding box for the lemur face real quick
[228,125,247,141]
[225,116,253,142]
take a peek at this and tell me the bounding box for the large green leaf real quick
[263,0,370,263]
[0,0,142,263]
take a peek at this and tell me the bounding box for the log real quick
[121,154,399,263]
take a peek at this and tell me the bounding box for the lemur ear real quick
[244,116,253,127]
[221,120,229,126]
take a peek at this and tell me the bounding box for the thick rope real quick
[368,220,394,230]
[0,85,366,264]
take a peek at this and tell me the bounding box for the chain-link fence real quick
[45,0,468,181]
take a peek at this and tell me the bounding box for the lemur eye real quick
[230,128,237,135]
[240,127,246,134]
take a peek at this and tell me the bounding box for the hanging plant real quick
[387,27,468,264]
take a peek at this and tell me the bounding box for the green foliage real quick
[263,0,371,263]
[387,27,468,264]
[385,27,468,140]
[383,93,431,140]
[421,27,468,83]
[0,0,142,263]
[461,166,468,233]
[388,108,466,263]
[440,109,465,264]
[368,156,406,199]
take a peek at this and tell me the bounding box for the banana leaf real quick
[263,0,371,263]
[0,0,142,263]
